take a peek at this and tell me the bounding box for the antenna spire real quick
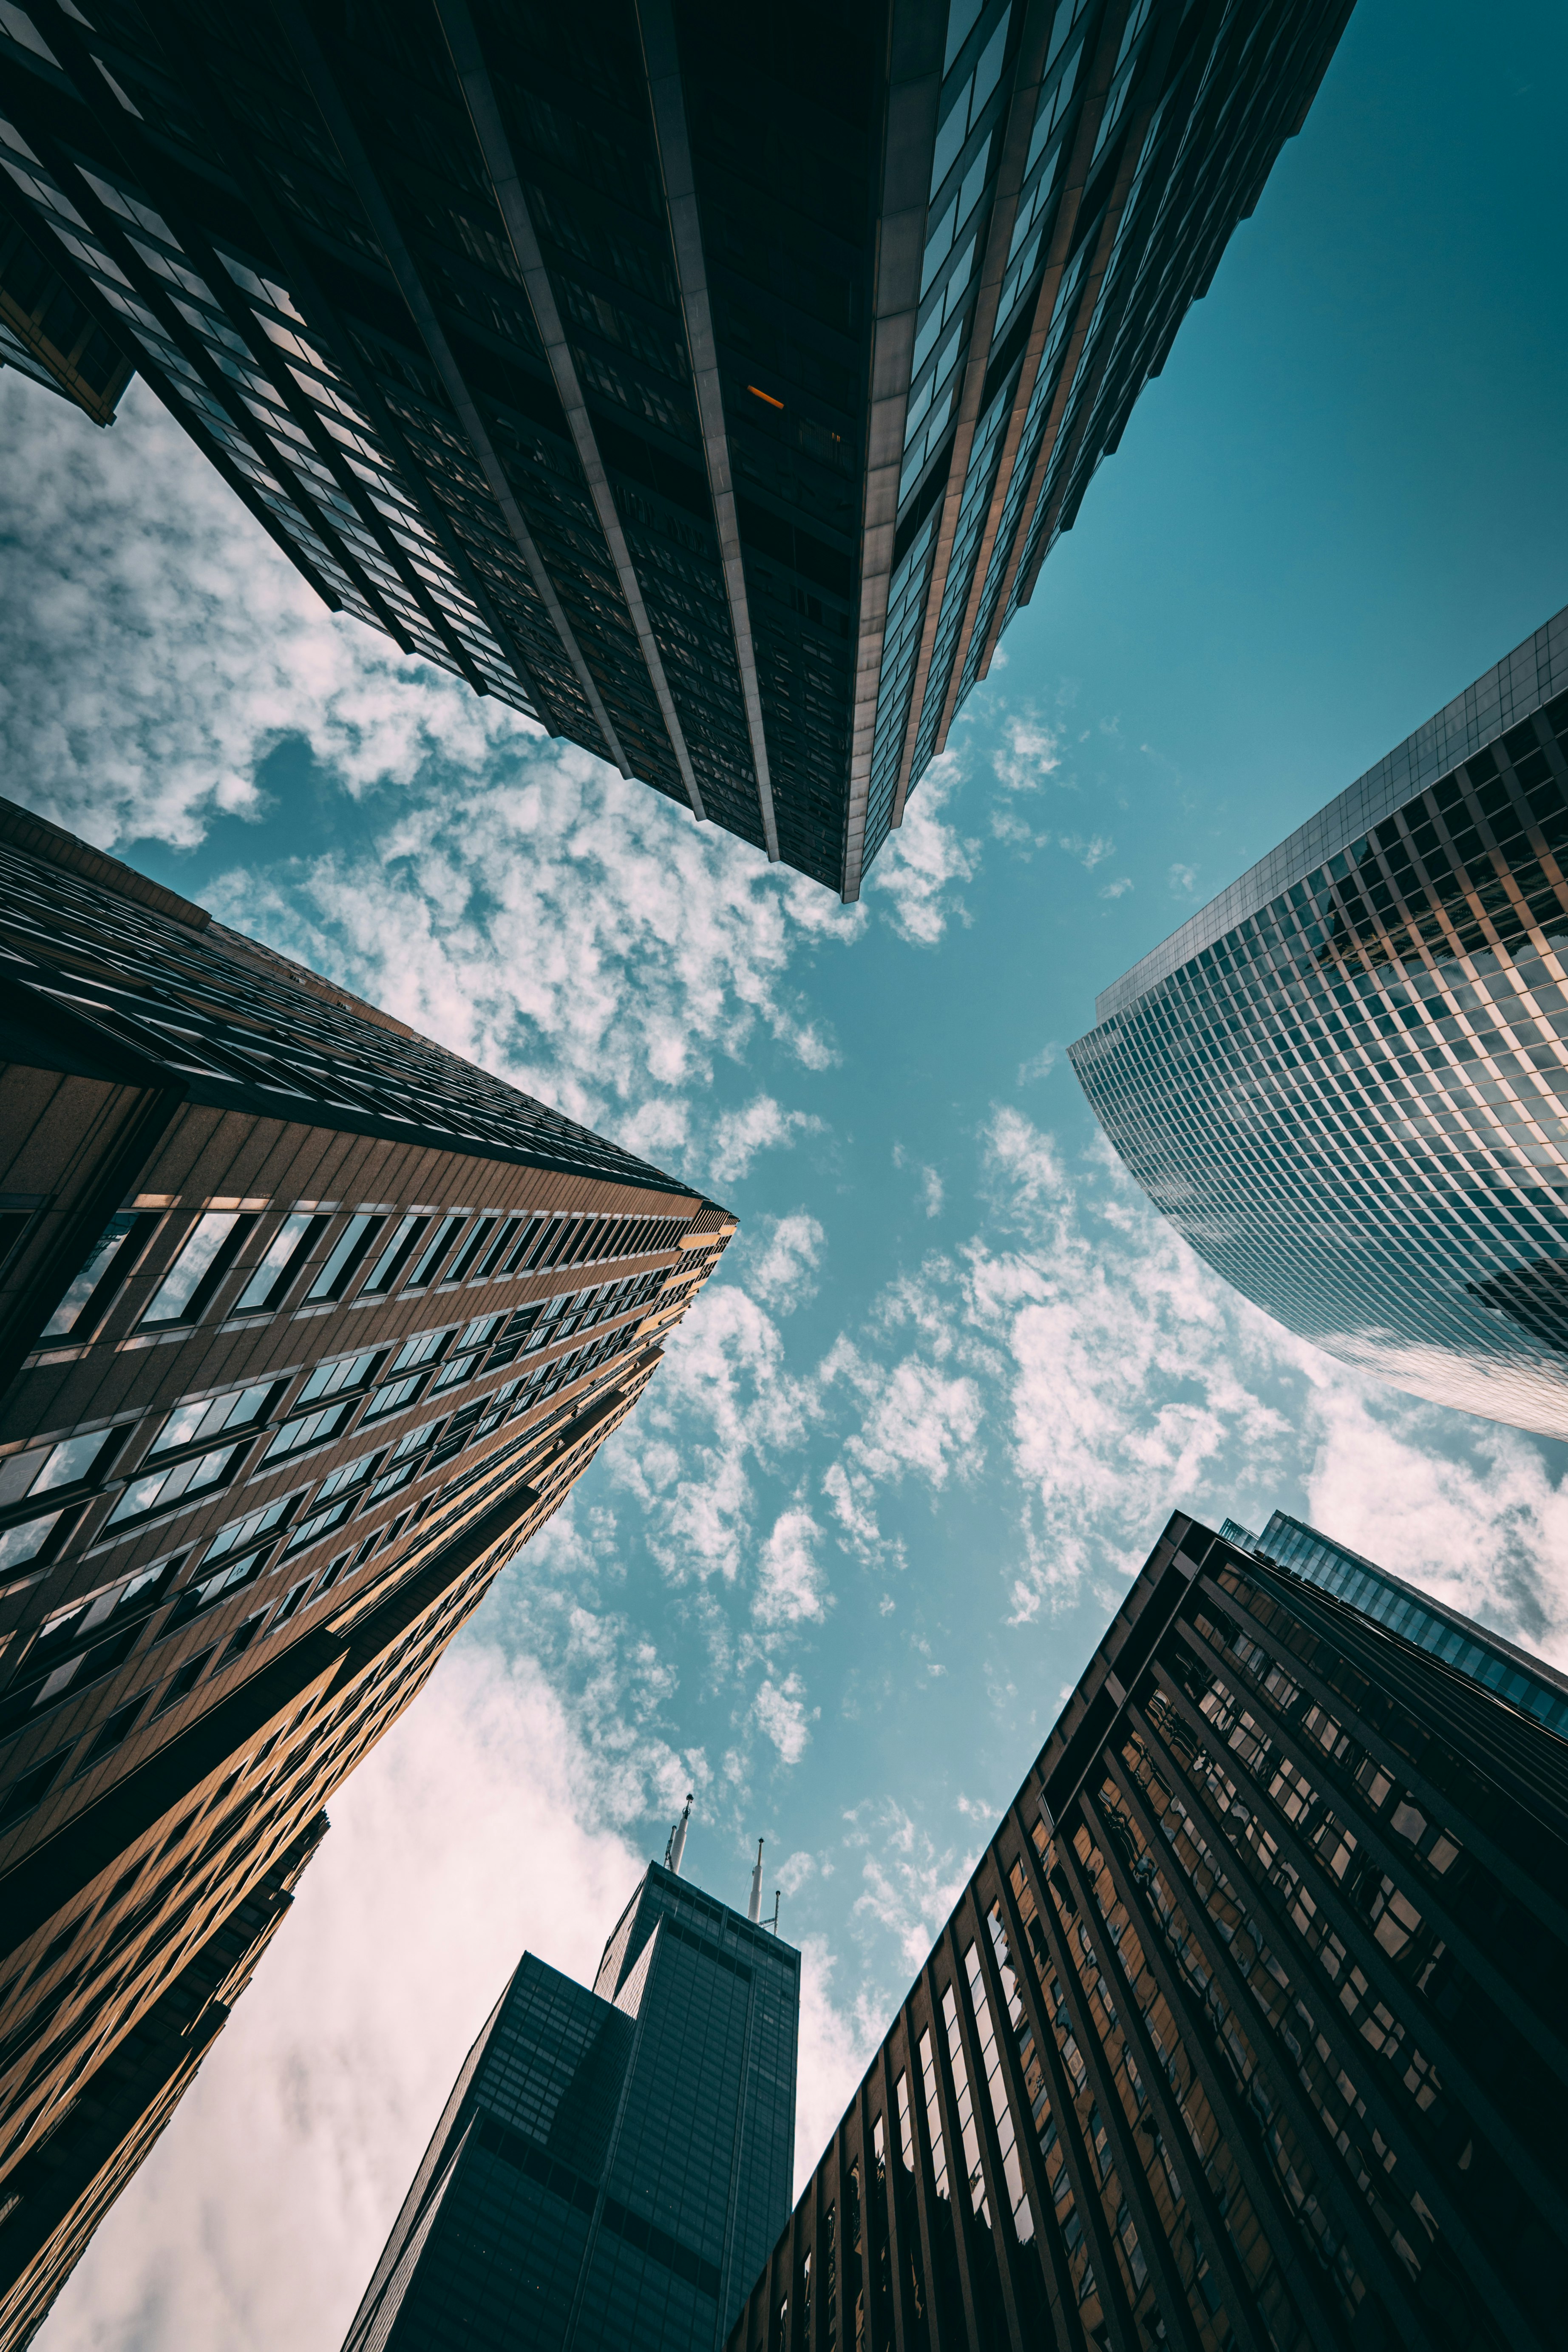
[665,1792,693,1876]
[748,1836,764,1924]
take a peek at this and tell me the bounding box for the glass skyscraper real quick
[728,1507,1568,2352]
[1070,606,1568,1440]
[344,1856,800,2351]
[0,795,733,2342]
[0,0,1350,894]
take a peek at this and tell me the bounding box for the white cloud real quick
[43,1644,644,2352]
[1061,831,1114,869]
[745,1212,825,1311]
[920,1167,944,1219]
[754,1674,813,1764]
[868,752,976,945]
[708,1096,826,1184]
[1098,876,1134,899]
[1169,861,1199,894]
[992,713,1062,793]
[754,1508,831,1627]
[1017,1043,1060,1084]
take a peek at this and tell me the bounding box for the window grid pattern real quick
[0,839,691,1190]
[1071,686,1568,1439]
[0,0,1348,900]
[726,1514,1568,2352]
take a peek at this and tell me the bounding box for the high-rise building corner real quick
[0,0,1353,895]
[344,1846,800,2350]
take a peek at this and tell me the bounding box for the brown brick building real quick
[0,797,733,2343]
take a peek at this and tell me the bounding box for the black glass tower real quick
[344,1857,800,2351]
[1071,606,1568,1441]
[0,0,1350,894]
[728,1508,1568,2352]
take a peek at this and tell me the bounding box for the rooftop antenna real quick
[766,1888,781,1935]
[748,1836,764,1924]
[664,1792,693,1876]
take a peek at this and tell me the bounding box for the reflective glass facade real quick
[344,1861,800,2351]
[0,0,1348,895]
[1070,607,1568,1440]
[0,801,734,2341]
[728,1509,1568,2352]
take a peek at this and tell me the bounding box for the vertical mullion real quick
[1010,1803,1206,2352]
[967,1864,1084,2352]
[872,2041,914,2352]
[944,1907,1030,2352]
[1088,1765,1442,2352]
[1052,1807,1277,2352]
[919,1958,985,2352]
[994,1830,1146,2352]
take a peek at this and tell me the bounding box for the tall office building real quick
[343,1853,800,2350]
[0,797,733,2342]
[1071,607,1568,1441]
[728,1508,1568,2352]
[0,0,1350,895]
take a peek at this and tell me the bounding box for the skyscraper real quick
[343,1851,800,2351]
[1070,606,1568,1441]
[0,795,733,2341]
[0,0,1350,894]
[727,1508,1568,2352]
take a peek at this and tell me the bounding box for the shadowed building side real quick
[0,0,1350,895]
[344,1858,800,2351]
[727,1509,1568,2352]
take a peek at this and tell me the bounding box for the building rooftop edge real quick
[1084,603,1568,1027]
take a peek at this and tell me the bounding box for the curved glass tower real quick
[1070,607,1568,1438]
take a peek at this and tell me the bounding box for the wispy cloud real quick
[869,752,976,945]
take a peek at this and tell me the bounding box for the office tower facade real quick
[344,1858,800,2350]
[0,0,1350,896]
[0,797,733,2342]
[1071,607,1568,1441]
[728,1508,1568,2352]
[0,1816,323,2348]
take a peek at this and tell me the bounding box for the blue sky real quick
[9,3,1568,2343]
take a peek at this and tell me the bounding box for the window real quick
[433,1314,501,1390]
[295,1349,385,1408]
[281,1492,357,1558]
[305,1212,387,1303]
[272,1578,312,1627]
[0,1745,72,1831]
[221,1609,270,1665]
[312,1449,379,1505]
[360,1211,431,1296]
[162,1544,272,1632]
[0,1555,184,1740]
[360,1370,426,1423]
[39,1209,160,1340]
[476,1214,525,1278]
[262,1398,358,1463]
[142,1211,258,1327]
[404,1213,463,1290]
[153,1646,214,1716]
[446,1215,499,1283]
[234,1211,330,1313]
[75,1690,150,1774]
[201,1496,293,1566]
[0,1426,123,1573]
[143,1382,281,1460]
[105,1436,249,1529]
[396,1333,454,1387]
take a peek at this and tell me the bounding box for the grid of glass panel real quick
[1072,685,1568,1438]
[1,0,1349,899]
[0,837,688,1189]
[729,1518,1568,2352]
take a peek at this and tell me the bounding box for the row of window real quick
[33,1195,688,1353]
[3,1262,668,1587]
